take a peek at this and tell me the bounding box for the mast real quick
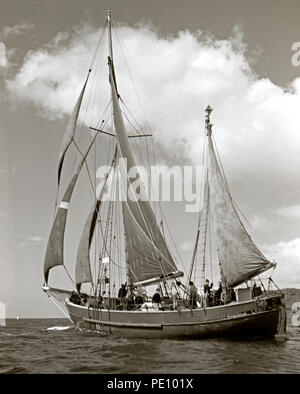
[186,108,211,288]
[106,10,133,294]
[107,10,113,63]
[106,10,119,97]
[106,12,181,288]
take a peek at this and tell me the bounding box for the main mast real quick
[106,11,181,290]
[106,10,133,294]
[107,10,113,62]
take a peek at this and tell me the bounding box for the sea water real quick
[0,318,299,374]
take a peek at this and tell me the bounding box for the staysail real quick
[75,199,99,292]
[108,58,180,284]
[44,134,97,284]
[57,70,91,186]
[75,150,117,291]
[207,118,274,288]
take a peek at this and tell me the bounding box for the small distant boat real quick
[42,11,286,339]
[16,316,20,321]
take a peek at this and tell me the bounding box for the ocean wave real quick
[0,366,29,374]
[0,331,13,336]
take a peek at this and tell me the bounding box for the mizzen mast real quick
[187,107,211,289]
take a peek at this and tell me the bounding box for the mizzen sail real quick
[207,118,274,288]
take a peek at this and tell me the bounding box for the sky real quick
[0,0,300,317]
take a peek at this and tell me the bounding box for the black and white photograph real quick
[0,0,300,378]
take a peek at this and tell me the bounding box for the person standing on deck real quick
[204,279,213,295]
[204,279,213,306]
[170,282,178,310]
[118,283,127,299]
[118,283,127,309]
[189,281,198,308]
[152,288,162,310]
[133,285,144,308]
[215,281,223,305]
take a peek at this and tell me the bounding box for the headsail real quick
[75,150,117,291]
[44,134,97,284]
[57,70,91,186]
[108,58,180,285]
[206,107,274,287]
[75,200,99,292]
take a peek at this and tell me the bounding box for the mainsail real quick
[44,135,96,284]
[206,112,274,287]
[108,59,180,284]
[57,70,91,186]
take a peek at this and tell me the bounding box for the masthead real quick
[205,105,213,136]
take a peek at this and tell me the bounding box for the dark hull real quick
[65,297,285,339]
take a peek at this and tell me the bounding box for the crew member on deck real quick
[170,283,178,310]
[152,288,162,310]
[229,287,236,302]
[118,283,127,299]
[215,281,223,305]
[134,286,144,307]
[189,281,198,308]
[204,279,213,295]
[204,279,213,307]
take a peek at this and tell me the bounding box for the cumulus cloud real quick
[1,22,34,40]
[6,23,300,191]
[275,205,300,220]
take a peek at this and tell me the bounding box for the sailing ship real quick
[42,11,286,339]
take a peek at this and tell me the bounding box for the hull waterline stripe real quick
[83,318,162,329]
[81,309,278,329]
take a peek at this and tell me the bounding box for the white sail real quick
[108,59,180,284]
[57,70,91,186]
[75,152,117,290]
[44,135,96,284]
[207,131,274,287]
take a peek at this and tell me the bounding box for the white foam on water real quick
[0,331,13,336]
[46,326,73,331]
